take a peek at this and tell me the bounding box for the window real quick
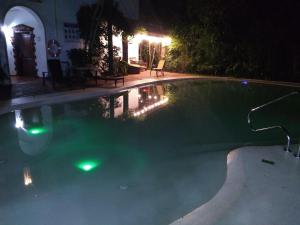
[64,23,80,42]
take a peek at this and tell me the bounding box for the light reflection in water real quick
[98,84,170,119]
[14,106,53,156]
[11,84,171,157]
[133,97,169,117]
[23,167,33,186]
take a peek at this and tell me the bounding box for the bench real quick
[98,76,125,87]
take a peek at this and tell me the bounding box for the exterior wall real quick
[54,0,96,62]
[0,32,8,73]
[0,0,139,76]
[128,37,140,61]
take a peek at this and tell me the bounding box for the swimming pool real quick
[0,80,300,225]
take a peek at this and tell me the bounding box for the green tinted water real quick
[0,80,299,225]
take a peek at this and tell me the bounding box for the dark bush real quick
[67,49,91,67]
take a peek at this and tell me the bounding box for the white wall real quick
[113,34,123,58]
[128,36,140,61]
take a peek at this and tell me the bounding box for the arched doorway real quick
[2,6,47,77]
[12,24,37,76]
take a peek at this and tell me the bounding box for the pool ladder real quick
[247,91,300,158]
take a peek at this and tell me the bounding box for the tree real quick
[144,0,300,81]
[77,0,133,74]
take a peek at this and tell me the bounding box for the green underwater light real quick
[27,127,47,135]
[76,160,100,172]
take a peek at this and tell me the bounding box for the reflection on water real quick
[98,84,170,119]
[12,84,170,156]
[23,167,33,186]
[133,96,169,117]
[14,106,53,156]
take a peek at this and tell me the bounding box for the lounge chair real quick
[127,64,145,74]
[98,75,124,87]
[128,59,147,74]
[151,60,165,77]
[97,60,126,87]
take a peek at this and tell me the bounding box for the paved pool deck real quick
[170,145,300,225]
[1,70,300,115]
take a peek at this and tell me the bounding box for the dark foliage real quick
[0,66,10,85]
[144,0,300,81]
[67,49,91,67]
[76,0,133,74]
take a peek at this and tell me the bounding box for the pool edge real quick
[1,76,300,115]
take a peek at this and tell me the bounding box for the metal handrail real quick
[247,91,299,154]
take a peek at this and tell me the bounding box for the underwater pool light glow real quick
[76,160,100,172]
[27,127,47,135]
[241,80,248,86]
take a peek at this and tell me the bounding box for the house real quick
[0,0,139,78]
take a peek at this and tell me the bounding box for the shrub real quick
[67,49,91,67]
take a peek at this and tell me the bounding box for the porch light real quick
[162,37,172,46]
[1,25,13,38]
[133,33,172,46]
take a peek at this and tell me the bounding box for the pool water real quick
[0,80,300,225]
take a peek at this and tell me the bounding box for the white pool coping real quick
[170,145,300,225]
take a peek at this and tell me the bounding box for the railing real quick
[247,91,300,157]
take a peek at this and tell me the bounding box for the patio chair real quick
[43,60,68,88]
[151,60,165,77]
[44,59,85,89]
